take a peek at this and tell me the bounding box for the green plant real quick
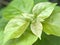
[0,0,60,45]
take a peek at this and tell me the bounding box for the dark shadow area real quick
[0,0,12,8]
[49,0,60,6]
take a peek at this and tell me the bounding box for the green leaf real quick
[4,15,29,44]
[32,2,51,15]
[3,0,34,20]
[32,2,56,22]
[43,6,60,36]
[31,19,43,39]
[5,29,38,45]
[37,3,56,21]
[32,2,56,17]
[21,13,34,22]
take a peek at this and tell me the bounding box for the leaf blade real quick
[4,15,29,44]
[37,3,56,21]
[32,2,52,15]
[5,30,38,45]
[3,0,34,20]
[31,19,43,39]
[43,6,60,36]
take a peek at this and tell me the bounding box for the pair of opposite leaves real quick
[3,2,56,44]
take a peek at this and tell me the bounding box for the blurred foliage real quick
[33,32,60,45]
[34,0,49,4]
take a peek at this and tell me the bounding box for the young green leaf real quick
[3,0,34,20]
[5,30,38,45]
[43,6,60,36]
[4,15,29,44]
[32,2,52,15]
[37,3,56,21]
[31,19,43,39]
[21,13,34,22]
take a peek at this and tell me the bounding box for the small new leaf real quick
[32,2,52,15]
[31,19,43,39]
